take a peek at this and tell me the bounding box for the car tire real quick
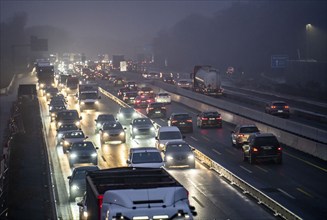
[231,137,236,146]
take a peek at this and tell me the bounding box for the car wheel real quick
[231,137,236,146]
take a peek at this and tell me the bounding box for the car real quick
[130,118,156,139]
[49,101,66,122]
[126,147,164,168]
[122,91,139,105]
[242,133,282,164]
[67,141,99,167]
[56,123,79,143]
[117,87,130,99]
[60,130,87,153]
[108,74,117,83]
[56,110,82,129]
[94,114,116,132]
[116,107,138,124]
[67,165,99,202]
[99,122,126,144]
[163,140,195,168]
[114,77,125,86]
[138,86,155,97]
[124,81,138,91]
[163,76,175,84]
[146,102,166,118]
[155,126,184,151]
[134,95,155,108]
[231,124,260,147]
[265,101,290,118]
[51,94,67,104]
[168,113,193,133]
[176,79,193,89]
[196,110,222,128]
[155,92,171,104]
[45,87,59,101]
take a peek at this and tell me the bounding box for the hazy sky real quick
[1,1,231,58]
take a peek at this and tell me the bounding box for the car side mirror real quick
[161,150,165,153]
[124,127,127,130]
[126,159,131,164]
[95,119,97,122]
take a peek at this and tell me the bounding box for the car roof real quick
[250,133,276,138]
[130,147,160,153]
[159,126,181,132]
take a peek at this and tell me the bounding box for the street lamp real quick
[305,24,313,60]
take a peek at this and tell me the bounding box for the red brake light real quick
[271,105,276,109]
[252,147,259,152]
[187,119,192,123]
[278,147,282,151]
[201,117,208,120]
[172,120,177,124]
[98,194,104,216]
[216,116,222,120]
[284,106,289,109]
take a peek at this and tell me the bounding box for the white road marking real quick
[255,165,268,173]
[160,119,166,122]
[212,149,222,155]
[240,165,253,173]
[225,148,235,155]
[202,136,210,141]
[278,188,296,199]
[190,136,198,141]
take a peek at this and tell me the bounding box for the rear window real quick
[254,136,279,146]
[132,152,163,163]
[203,112,220,117]
[240,127,259,133]
[173,114,190,120]
[159,131,182,140]
[273,102,287,106]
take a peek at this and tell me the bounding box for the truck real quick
[78,83,101,111]
[65,75,79,95]
[192,65,223,96]
[80,167,196,220]
[35,61,55,94]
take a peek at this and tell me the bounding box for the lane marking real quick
[160,119,165,122]
[284,152,327,173]
[255,165,268,173]
[212,149,222,155]
[225,148,235,155]
[190,136,198,141]
[297,188,314,198]
[202,136,210,141]
[191,196,205,208]
[240,165,252,173]
[277,188,295,199]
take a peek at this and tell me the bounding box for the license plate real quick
[278,110,283,113]
[262,146,272,150]
[180,122,185,124]
[130,97,134,99]
[209,118,215,120]
[155,111,161,113]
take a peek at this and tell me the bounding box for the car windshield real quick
[133,118,152,125]
[273,102,287,107]
[80,93,98,99]
[159,131,182,140]
[254,137,279,146]
[150,103,164,108]
[166,143,191,153]
[71,142,94,150]
[98,115,115,121]
[158,93,169,96]
[58,124,78,131]
[240,127,259,133]
[203,112,219,117]
[103,123,123,130]
[173,114,190,120]
[132,152,163,163]
[57,111,78,120]
[65,131,84,138]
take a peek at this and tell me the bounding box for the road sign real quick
[271,55,288,68]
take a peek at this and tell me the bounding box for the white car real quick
[176,79,193,89]
[155,92,171,104]
[155,126,184,151]
[127,147,164,168]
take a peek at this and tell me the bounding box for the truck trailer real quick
[80,167,196,220]
[192,65,223,96]
[35,61,55,94]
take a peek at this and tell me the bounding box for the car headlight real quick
[95,101,99,104]
[57,133,63,139]
[70,153,77,159]
[133,128,138,132]
[97,123,101,128]
[91,152,97,157]
[71,185,79,191]
[166,156,173,160]
[64,141,70,146]
[132,112,138,117]
[51,113,55,117]
[119,131,125,136]
[75,121,80,127]
[118,113,122,117]
[188,154,195,160]
[58,122,62,127]
[46,93,50,96]
[103,132,109,137]
[159,143,165,148]
[150,127,155,131]
[40,83,45,88]
[81,101,85,105]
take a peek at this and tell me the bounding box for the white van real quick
[155,126,184,151]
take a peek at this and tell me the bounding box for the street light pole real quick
[306,24,312,60]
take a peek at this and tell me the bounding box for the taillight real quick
[148,107,153,110]
[216,116,222,120]
[284,106,289,109]
[237,134,244,137]
[252,147,259,152]
[187,119,192,123]
[201,117,208,120]
[98,194,104,217]
[136,100,140,103]
[172,120,177,124]
[278,147,282,151]
[271,105,276,109]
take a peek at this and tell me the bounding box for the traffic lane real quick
[158,100,327,219]
[169,167,275,220]
[97,90,275,219]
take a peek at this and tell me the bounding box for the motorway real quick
[7,71,327,219]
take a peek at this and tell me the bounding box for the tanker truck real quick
[192,65,223,96]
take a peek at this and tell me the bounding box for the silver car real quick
[130,118,156,139]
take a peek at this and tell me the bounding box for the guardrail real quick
[151,80,327,161]
[98,86,302,220]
